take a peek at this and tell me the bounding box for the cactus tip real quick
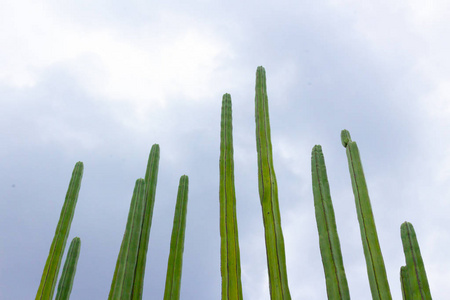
[312,144,322,154]
[340,130,352,147]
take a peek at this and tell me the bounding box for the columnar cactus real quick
[400,266,412,300]
[400,222,432,300]
[341,130,391,300]
[109,179,146,300]
[255,66,291,299]
[311,145,350,300]
[164,175,189,300]
[55,237,81,300]
[219,93,243,300]
[36,161,84,300]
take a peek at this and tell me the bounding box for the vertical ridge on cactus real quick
[36,161,84,300]
[255,66,291,300]
[163,175,189,300]
[311,145,350,299]
[219,93,243,300]
[341,130,392,300]
[109,179,146,300]
[400,222,432,300]
[400,266,412,300]
[55,237,81,300]
[132,144,161,299]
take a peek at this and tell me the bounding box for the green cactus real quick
[164,175,189,300]
[311,145,350,300]
[55,237,81,300]
[36,162,84,300]
[341,130,391,300]
[400,266,412,300]
[400,222,432,300]
[255,66,291,300]
[219,93,243,300]
[109,179,146,300]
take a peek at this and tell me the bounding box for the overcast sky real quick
[2,1,450,299]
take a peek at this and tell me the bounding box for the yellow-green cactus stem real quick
[400,222,432,300]
[36,162,84,300]
[109,179,146,300]
[163,175,189,300]
[311,145,350,300]
[341,130,391,300]
[55,237,81,300]
[219,94,243,300]
[400,266,412,300]
[255,66,291,300]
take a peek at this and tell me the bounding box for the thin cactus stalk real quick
[163,175,189,300]
[36,162,84,300]
[340,130,391,300]
[400,222,432,300]
[219,94,243,300]
[400,266,413,300]
[109,179,146,300]
[311,145,350,300]
[255,66,291,300]
[132,144,160,299]
[55,237,81,300]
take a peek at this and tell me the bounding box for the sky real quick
[1,0,450,299]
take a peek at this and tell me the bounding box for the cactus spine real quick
[109,179,146,300]
[400,222,432,300]
[400,266,413,300]
[163,175,189,300]
[55,237,81,300]
[311,145,350,300]
[341,130,391,300]
[219,93,243,300]
[255,66,291,300]
[36,162,84,300]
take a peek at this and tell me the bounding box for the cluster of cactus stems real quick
[35,66,433,300]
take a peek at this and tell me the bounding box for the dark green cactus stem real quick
[400,222,432,300]
[109,179,146,300]
[400,266,413,300]
[132,144,160,299]
[36,162,84,300]
[164,175,189,300]
[55,237,81,300]
[219,94,243,300]
[255,66,291,300]
[311,145,350,300]
[341,130,391,300]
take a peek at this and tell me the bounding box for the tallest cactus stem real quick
[255,66,291,300]
[341,130,391,300]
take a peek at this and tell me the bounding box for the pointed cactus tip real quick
[341,130,352,147]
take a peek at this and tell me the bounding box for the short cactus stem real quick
[400,222,432,300]
[311,145,350,300]
[36,162,84,300]
[341,130,392,300]
[163,175,189,300]
[400,266,412,300]
[219,93,243,300]
[255,66,291,300]
[55,237,81,300]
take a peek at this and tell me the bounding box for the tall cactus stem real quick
[311,145,350,299]
[55,237,81,300]
[36,161,84,300]
[219,94,243,300]
[400,222,432,300]
[255,66,291,300]
[400,266,412,300]
[163,175,189,300]
[341,130,391,300]
[109,179,146,300]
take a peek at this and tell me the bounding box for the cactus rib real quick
[219,94,243,300]
[55,237,81,300]
[255,66,291,300]
[164,175,189,300]
[341,130,391,300]
[36,161,84,300]
[311,145,350,299]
